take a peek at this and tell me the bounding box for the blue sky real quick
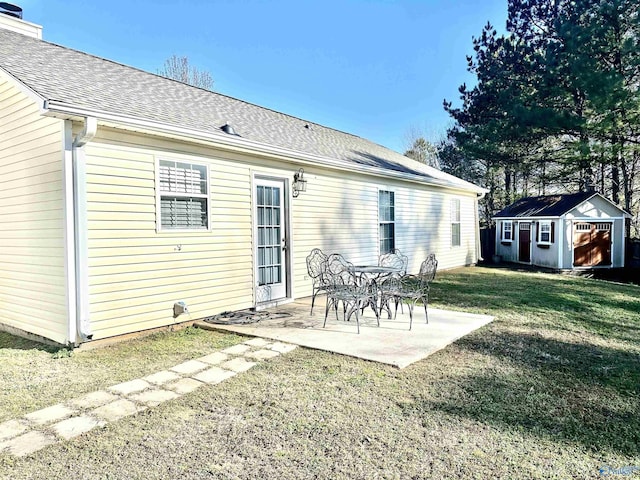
[18,0,507,153]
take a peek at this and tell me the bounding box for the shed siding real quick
[85,129,479,340]
[0,77,67,343]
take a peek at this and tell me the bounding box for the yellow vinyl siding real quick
[0,77,67,344]
[85,137,254,340]
[83,128,479,341]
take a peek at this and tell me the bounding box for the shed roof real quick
[0,28,484,194]
[492,192,624,218]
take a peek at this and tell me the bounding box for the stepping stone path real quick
[0,338,296,457]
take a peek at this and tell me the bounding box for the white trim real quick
[500,220,514,242]
[377,187,396,255]
[557,217,564,268]
[537,220,552,245]
[62,121,77,345]
[154,157,212,233]
[0,65,47,110]
[493,216,562,221]
[43,102,486,195]
[570,220,615,268]
[516,221,532,264]
[252,174,291,305]
[450,197,461,248]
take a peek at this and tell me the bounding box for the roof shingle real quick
[0,28,483,193]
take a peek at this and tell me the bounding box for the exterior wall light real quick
[292,168,307,197]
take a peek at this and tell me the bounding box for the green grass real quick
[0,266,639,479]
[0,326,243,422]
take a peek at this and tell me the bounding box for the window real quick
[157,159,209,230]
[451,199,461,247]
[536,220,554,244]
[379,190,395,254]
[500,220,513,242]
[539,221,551,243]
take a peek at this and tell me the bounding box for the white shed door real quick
[255,178,288,302]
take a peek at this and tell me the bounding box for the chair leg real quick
[310,289,317,315]
[323,296,333,328]
[408,302,413,330]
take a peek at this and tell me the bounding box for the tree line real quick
[407,0,640,235]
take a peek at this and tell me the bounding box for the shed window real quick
[536,220,555,244]
[451,199,461,247]
[500,220,513,242]
[379,190,395,254]
[157,160,209,230]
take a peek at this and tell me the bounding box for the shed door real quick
[518,222,531,263]
[573,222,612,267]
[255,178,288,302]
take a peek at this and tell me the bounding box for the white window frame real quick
[451,198,461,247]
[378,189,395,255]
[501,220,513,242]
[538,220,552,245]
[156,158,211,232]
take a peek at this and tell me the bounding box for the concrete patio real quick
[196,296,494,369]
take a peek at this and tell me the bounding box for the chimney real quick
[0,3,42,39]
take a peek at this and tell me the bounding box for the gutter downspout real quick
[72,117,97,342]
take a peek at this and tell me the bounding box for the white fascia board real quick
[0,65,47,109]
[43,101,486,196]
[492,216,562,221]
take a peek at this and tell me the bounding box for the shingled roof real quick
[0,28,484,194]
[493,191,600,218]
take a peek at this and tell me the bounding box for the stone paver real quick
[170,360,209,375]
[144,370,181,386]
[220,357,257,373]
[244,349,280,361]
[130,389,180,407]
[0,431,55,457]
[92,399,146,422]
[269,342,298,354]
[243,338,272,347]
[51,416,106,440]
[108,379,151,395]
[165,378,203,395]
[69,390,119,409]
[192,367,237,385]
[197,352,228,365]
[0,419,29,442]
[24,404,75,425]
[0,330,298,457]
[221,344,251,355]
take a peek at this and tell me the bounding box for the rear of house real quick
[0,14,485,346]
[494,192,629,270]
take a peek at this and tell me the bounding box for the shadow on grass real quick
[431,269,640,344]
[401,330,640,456]
[0,331,61,353]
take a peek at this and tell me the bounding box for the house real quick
[493,192,630,270]
[0,12,486,346]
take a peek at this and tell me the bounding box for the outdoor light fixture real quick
[292,168,307,197]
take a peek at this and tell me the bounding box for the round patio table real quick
[350,265,402,316]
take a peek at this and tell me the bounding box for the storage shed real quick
[493,192,630,270]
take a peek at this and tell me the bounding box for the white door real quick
[255,178,288,302]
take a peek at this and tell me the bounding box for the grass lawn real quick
[0,266,638,479]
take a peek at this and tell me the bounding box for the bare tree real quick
[403,125,442,168]
[158,55,214,91]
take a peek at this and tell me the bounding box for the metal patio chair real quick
[378,248,408,276]
[306,248,329,315]
[323,253,379,334]
[380,253,438,330]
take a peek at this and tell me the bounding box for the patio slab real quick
[196,297,493,369]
